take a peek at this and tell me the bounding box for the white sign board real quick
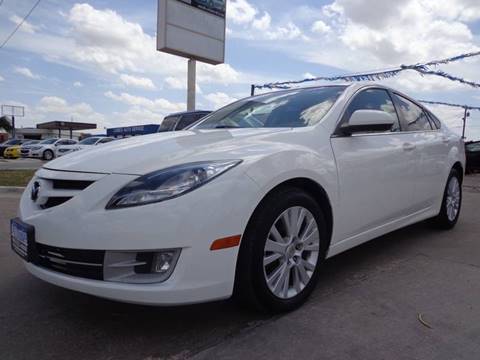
[1,105,24,117]
[157,0,226,65]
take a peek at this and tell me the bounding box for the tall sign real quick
[1,105,25,138]
[157,0,227,110]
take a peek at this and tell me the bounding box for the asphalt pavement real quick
[1,175,480,360]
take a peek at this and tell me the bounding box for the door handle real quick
[403,142,416,151]
[442,136,450,144]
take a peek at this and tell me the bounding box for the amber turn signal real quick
[210,235,242,251]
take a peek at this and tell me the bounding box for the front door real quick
[330,88,417,242]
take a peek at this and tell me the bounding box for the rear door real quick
[392,94,446,210]
[331,88,417,241]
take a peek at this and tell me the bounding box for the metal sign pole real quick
[187,59,196,111]
[12,115,15,138]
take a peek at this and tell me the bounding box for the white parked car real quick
[29,138,78,161]
[11,84,465,312]
[56,136,115,157]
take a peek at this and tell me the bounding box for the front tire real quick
[234,186,329,313]
[431,169,462,229]
[43,150,54,161]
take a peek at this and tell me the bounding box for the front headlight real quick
[106,160,242,209]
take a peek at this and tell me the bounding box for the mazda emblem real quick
[31,181,40,202]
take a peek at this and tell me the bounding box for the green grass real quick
[0,170,36,187]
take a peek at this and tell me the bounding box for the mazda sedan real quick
[11,84,465,312]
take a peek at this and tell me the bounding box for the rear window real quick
[159,116,179,132]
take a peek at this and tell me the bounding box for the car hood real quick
[44,128,292,175]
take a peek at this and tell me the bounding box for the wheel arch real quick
[245,176,334,250]
[452,161,464,183]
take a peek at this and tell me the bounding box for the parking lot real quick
[0,175,479,360]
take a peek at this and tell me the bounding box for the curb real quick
[0,186,25,194]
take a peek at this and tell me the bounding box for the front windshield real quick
[23,141,39,146]
[40,138,58,145]
[79,137,100,145]
[194,86,346,129]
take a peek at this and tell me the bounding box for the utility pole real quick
[187,59,196,111]
[462,107,470,139]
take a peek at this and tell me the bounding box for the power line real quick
[0,0,41,49]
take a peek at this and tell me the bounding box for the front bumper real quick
[18,167,260,305]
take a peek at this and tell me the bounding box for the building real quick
[14,121,97,140]
[107,124,160,138]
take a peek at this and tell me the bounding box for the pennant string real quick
[254,50,480,90]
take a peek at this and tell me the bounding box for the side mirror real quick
[341,110,395,135]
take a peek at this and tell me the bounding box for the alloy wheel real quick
[446,176,461,222]
[263,206,320,299]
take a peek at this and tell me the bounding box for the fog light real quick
[152,251,176,274]
[104,249,181,284]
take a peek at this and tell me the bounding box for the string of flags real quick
[419,100,480,111]
[253,50,480,91]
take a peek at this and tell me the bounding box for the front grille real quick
[34,177,96,210]
[51,179,94,190]
[41,197,72,209]
[35,243,105,280]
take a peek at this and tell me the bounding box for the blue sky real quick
[0,0,480,139]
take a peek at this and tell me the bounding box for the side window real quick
[344,89,400,132]
[68,140,76,145]
[393,94,433,131]
[100,138,113,144]
[159,116,179,132]
[176,115,198,130]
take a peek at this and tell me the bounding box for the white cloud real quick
[9,15,39,34]
[228,0,257,24]
[204,92,238,109]
[105,91,185,114]
[73,81,83,88]
[120,74,156,90]
[34,96,106,128]
[13,66,40,79]
[311,20,331,34]
[165,76,185,90]
[252,12,271,31]
[0,75,4,82]
[307,0,480,69]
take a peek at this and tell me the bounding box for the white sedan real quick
[11,84,465,312]
[29,138,78,161]
[56,136,115,157]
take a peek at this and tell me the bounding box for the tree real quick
[0,116,13,133]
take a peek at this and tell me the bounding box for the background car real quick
[158,110,211,133]
[19,140,41,158]
[56,136,115,157]
[4,140,39,159]
[0,138,28,158]
[466,141,480,173]
[29,138,78,161]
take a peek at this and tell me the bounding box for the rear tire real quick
[431,169,462,229]
[43,150,54,161]
[234,186,329,313]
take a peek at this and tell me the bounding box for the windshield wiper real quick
[215,125,240,129]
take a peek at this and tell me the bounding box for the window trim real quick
[333,86,402,137]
